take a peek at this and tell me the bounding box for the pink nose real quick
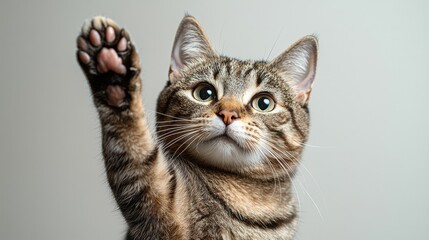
[218,110,239,125]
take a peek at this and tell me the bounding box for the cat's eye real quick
[251,94,275,112]
[192,84,216,102]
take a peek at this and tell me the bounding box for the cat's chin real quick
[209,135,241,148]
[189,136,263,170]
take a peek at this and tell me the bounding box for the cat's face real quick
[156,17,317,173]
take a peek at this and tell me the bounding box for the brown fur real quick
[77,15,318,240]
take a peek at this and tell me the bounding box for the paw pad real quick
[77,16,139,108]
[77,16,130,75]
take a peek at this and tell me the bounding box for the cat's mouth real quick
[206,134,243,150]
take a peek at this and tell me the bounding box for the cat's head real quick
[156,16,318,174]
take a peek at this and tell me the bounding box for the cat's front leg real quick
[76,16,177,239]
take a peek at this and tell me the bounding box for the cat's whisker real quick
[260,138,325,220]
[264,138,320,187]
[264,137,299,162]
[223,128,284,196]
[156,127,201,141]
[265,26,284,61]
[259,141,292,178]
[296,161,324,197]
[157,128,203,146]
[265,139,313,174]
[155,124,204,134]
[194,131,208,155]
[156,126,196,136]
[233,131,283,198]
[156,115,208,123]
[156,123,204,128]
[254,146,282,198]
[257,140,302,212]
[160,129,203,151]
[157,128,202,144]
[155,124,203,136]
[285,156,327,220]
[171,132,206,159]
[156,123,199,129]
[147,110,194,121]
[297,181,325,221]
[169,131,201,158]
[263,138,326,213]
[156,120,201,125]
[288,138,331,149]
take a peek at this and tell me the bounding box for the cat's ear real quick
[169,15,217,82]
[269,36,318,105]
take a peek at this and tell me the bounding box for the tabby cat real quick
[76,15,318,240]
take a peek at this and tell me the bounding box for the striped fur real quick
[77,16,318,240]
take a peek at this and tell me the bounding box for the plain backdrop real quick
[1,0,428,239]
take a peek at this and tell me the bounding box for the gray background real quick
[1,0,428,239]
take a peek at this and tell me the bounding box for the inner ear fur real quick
[169,15,217,82]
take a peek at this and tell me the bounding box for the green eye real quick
[251,95,275,112]
[193,84,216,102]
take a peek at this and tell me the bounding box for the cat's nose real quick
[218,110,239,125]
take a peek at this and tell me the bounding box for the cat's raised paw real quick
[77,16,132,75]
[76,16,140,108]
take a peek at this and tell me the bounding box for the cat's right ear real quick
[169,15,217,82]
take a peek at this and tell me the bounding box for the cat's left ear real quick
[269,36,318,106]
[169,15,217,82]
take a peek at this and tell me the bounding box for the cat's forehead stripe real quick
[217,59,256,80]
[212,66,220,80]
[242,65,254,79]
[224,61,232,75]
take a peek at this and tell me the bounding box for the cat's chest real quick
[183,180,230,239]
[174,162,296,239]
